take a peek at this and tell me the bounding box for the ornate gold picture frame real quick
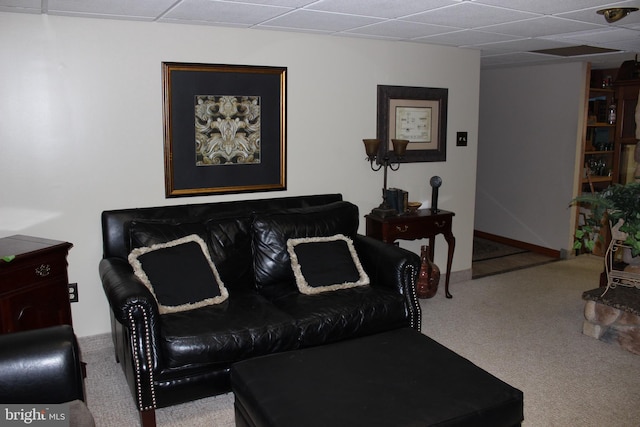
[162,62,287,197]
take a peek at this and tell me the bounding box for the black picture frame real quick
[162,62,287,197]
[377,85,448,163]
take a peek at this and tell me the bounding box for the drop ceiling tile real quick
[48,0,176,18]
[479,16,603,37]
[545,27,640,44]
[257,25,334,36]
[162,0,290,25]
[222,0,315,6]
[346,20,458,39]
[404,2,539,28]
[417,30,522,46]
[305,0,456,19]
[257,9,382,32]
[473,0,617,14]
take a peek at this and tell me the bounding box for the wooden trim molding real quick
[474,230,561,259]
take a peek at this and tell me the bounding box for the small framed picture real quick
[377,85,448,163]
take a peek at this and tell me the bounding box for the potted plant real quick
[571,181,640,257]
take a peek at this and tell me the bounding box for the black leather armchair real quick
[0,325,94,426]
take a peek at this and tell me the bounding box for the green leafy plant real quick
[571,182,640,257]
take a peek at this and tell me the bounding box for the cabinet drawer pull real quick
[435,221,447,228]
[35,264,51,277]
[396,225,409,232]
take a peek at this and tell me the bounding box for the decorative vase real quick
[416,245,440,299]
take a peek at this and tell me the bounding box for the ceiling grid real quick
[1,0,638,68]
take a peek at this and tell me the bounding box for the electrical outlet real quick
[68,283,78,303]
[456,131,468,146]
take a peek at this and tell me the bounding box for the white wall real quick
[0,13,480,337]
[475,62,587,252]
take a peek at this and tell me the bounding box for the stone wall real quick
[583,287,640,355]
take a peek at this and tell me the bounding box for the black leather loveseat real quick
[99,194,421,426]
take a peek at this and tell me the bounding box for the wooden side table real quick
[366,209,455,298]
[0,235,73,333]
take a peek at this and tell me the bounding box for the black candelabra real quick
[363,138,409,218]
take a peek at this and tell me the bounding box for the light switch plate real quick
[456,132,468,146]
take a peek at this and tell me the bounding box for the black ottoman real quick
[231,328,523,427]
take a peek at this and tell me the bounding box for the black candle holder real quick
[363,139,409,218]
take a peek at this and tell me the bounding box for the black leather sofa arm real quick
[354,235,422,330]
[0,325,85,404]
[99,257,160,326]
[99,257,162,411]
[354,234,420,293]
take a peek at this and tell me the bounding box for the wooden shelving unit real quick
[575,65,619,255]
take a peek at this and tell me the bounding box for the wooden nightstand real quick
[366,209,455,298]
[0,235,73,333]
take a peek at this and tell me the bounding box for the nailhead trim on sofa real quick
[128,305,156,411]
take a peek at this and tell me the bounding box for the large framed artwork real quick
[377,85,448,163]
[162,62,287,197]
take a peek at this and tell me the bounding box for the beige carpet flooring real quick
[80,255,640,426]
